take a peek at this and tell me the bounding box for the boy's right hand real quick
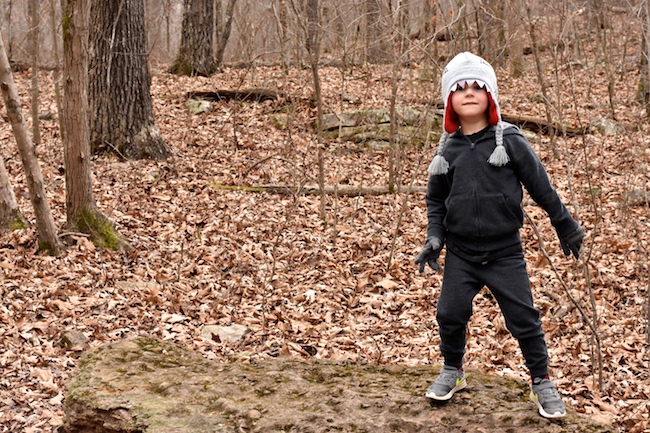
[415,237,443,273]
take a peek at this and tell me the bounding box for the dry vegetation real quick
[1,15,650,433]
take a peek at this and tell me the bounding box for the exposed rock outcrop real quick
[61,337,614,433]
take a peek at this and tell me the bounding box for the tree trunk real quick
[89,0,170,161]
[62,0,123,250]
[61,0,93,223]
[0,34,60,253]
[215,0,237,66]
[169,0,216,76]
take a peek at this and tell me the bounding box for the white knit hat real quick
[428,52,509,175]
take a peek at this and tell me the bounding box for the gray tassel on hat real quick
[428,131,450,175]
[487,122,510,167]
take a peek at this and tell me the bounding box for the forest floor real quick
[0,49,649,432]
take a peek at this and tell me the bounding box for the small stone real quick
[200,324,250,343]
[58,330,89,350]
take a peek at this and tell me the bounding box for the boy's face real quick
[450,81,490,125]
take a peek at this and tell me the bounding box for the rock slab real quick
[61,337,615,433]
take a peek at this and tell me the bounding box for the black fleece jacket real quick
[425,124,580,263]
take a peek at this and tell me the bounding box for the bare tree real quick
[89,0,171,160]
[169,0,216,76]
[475,0,507,64]
[0,34,60,253]
[525,4,558,154]
[307,0,327,221]
[640,0,650,116]
[216,0,238,67]
[61,0,122,249]
[273,0,291,71]
[508,0,525,78]
[49,0,64,139]
[366,0,390,63]
[28,0,41,147]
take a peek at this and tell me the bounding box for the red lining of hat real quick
[444,92,499,133]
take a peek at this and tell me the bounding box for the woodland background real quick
[0,0,649,432]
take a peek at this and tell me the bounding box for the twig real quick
[58,231,91,238]
[386,133,431,274]
[103,139,128,160]
[647,270,650,344]
[241,153,319,184]
[524,210,604,391]
[566,58,606,386]
[525,4,558,155]
[176,238,184,283]
[259,178,310,341]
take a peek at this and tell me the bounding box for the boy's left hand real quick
[560,226,585,259]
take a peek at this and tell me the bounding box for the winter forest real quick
[0,0,649,432]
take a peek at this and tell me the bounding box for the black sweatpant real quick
[436,250,549,379]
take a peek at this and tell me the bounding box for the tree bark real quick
[89,0,171,160]
[169,0,216,76]
[0,34,60,253]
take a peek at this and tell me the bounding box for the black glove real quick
[415,236,443,273]
[559,226,585,259]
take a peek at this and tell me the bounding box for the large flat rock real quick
[61,337,614,433]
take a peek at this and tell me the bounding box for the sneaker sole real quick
[425,379,466,401]
[529,391,567,419]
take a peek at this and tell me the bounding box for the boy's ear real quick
[444,94,460,133]
[487,93,499,126]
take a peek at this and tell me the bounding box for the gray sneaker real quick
[530,378,566,418]
[425,365,466,401]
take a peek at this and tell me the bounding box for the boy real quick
[415,52,584,419]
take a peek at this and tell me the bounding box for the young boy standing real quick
[415,52,584,419]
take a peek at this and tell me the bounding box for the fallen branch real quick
[187,88,278,103]
[417,100,586,136]
[501,112,585,136]
[210,183,427,196]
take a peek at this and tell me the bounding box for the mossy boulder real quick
[61,337,614,433]
[293,107,443,147]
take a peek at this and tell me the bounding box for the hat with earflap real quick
[428,52,510,175]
